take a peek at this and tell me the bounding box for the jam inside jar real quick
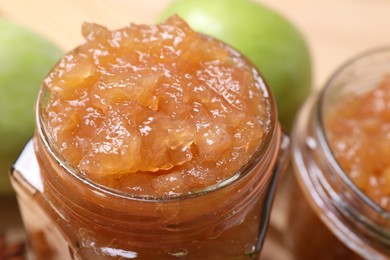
[286,48,390,259]
[11,16,288,259]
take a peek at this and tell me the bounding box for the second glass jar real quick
[285,48,390,259]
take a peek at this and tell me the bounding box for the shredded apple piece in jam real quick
[42,16,270,196]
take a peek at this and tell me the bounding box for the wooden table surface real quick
[0,0,389,259]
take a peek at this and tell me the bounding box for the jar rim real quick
[35,48,280,202]
[316,46,390,216]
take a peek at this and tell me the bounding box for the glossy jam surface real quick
[326,76,390,210]
[41,16,270,196]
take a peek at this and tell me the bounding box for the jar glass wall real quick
[286,48,390,259]
[11,115,287,260]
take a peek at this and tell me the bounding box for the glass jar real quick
[10,81,289,259]
[286,48,390,259]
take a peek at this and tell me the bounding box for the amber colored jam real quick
[286,69,390,259]
[326,76,390,210]
[11,15,284,259]
[41,15,270,197]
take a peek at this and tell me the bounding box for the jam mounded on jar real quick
[41,15,270,197]
[11,15,285,260]
[326,76,390,210]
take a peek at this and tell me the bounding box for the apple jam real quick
[11,16,286,259]
[326,76,390,210]
[286,48,390,259]
[42,15,270,197]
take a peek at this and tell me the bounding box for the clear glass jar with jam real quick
[286,48,390,259]
[10,16,288,259]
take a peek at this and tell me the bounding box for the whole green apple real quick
[160,0,312,128]
[0,19,62,194]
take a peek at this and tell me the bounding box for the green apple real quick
[160,0,312,128]
[0,19,62,194]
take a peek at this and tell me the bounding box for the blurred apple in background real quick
[160,0,312,128]
[0,19,62,194]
